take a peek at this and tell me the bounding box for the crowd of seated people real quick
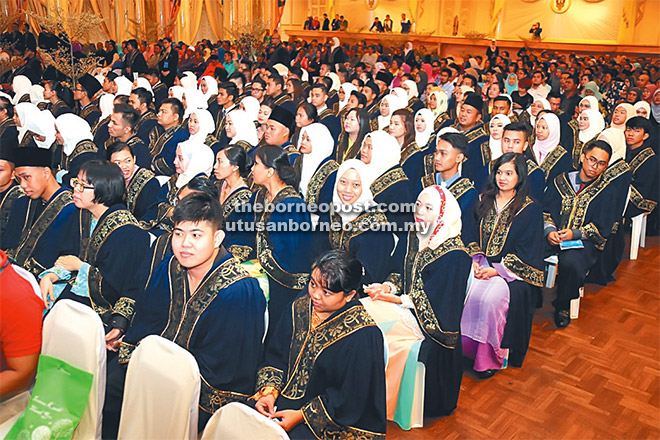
[0,24,658,438]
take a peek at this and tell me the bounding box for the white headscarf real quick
[533,112,561,164]
[183,88,208,118]
[15,102,41,143]
[415,185,462,251]
[633,101,650,119]
[240,96,260,122]
[377,94,404,130]
[362,130,401,178]
[611,103,635,129]
[427,89,448,118]
[29,85,46,105]
[325,72,340,92]
[526,97,550,126]
[114,76,133,96]
[579,96,599,113]
[488,114,511,161]
[333,159,376,223]
[135,77,153,96]
[55,114,93,156]
[187,109,215,142]
[414,108,435,148]
[298,123,334,198]
[392,87,408,105]
[598,127,626,165]
[99,94,115,120]
[169,85,185,101]
[273,63,289,78]
[338,82,357,111]
[578,109,605,143]
[403,79,419,99]
[227,110,259,146]
[175,140,215,188]
[12,75,31,105]
[180,71,198,90]
[200,76,219,101]
[26,110,56,149]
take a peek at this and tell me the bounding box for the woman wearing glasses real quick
[39,160,151,347]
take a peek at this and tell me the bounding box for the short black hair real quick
[493,95,512,105]
[131,87,153,107]
[626,116,652,133]
[269,75,284,90]
[218,81,239,101]
[547,91,561,100]
[113,103,139,129]
[320,76,333,91]
[172,192,223,230]
[297,102,318,122]
[350,91,367,106]
[0,96,13,118]
[161,97,184,122]
[583,139,612,159]
[311,249,364,297]
[184,176,220,200]
[106,141,134,160]
[311,83,328,95]
[80,160,126,207]
[503,121,529,142]
[438,132,469,157]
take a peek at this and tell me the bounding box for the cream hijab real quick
[175,140,215,188]
[403,80,419,99]
[298,123,335,198]
[55,114,94,156]
[610,103,635,130]
[187,109,215,142]
[200,76,219,101]
[416,185,462,251]
[597,127,626,165]
[240,96,260,122]
[427,89,448,118]
[578,109,605,143]
[338,82,357,111]
[526,97,550,126]
[377,94,404,130]
[99,94,116,120]
[333,159,376,223]
[227,109,259,146]
[414,108,435,148]
[361,130,401,178]
[488,114,511,161]
[12,75,31,105]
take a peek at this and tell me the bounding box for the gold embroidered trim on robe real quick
[135,111,157,133]
[629,147,655,174]
[302,396,386,440]
[91,115,109,136]
[126,168,155,213]
[448,178,474,201]
[602,160,630,184]
[630,185,657,213]
[318,108,334,120]
[480,141,492,165]
[328,210,389,251]
[9,191,73,267]
[232,140,253,152]
[502,254,544,287]
[274,94,292,106]
[405,234,467,349]
[149,125,180,157]
[538,146,567,180]
[480,198,533,257]
[18,130,36,148]
[305,160,339,205]
[222,187,251,220]
[400,141,421,165]
[79,103,100,120]
[433,113,450,131]
[255,366,284,391]
[0,118,15,138]
[370,167,408,197]
[280,297,376,400]
[0,186,23,232]
[199,376,249,414]
[64,140,98,168]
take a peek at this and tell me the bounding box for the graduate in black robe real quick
[366,185,472,417]
[103,193,266,437]
[0,139,22,242]
[2,148,78,278]
[253,250,387,439]
[525,112,572,188]
[53,113,100,189]
[543,141,621,328]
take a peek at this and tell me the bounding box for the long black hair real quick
[475,152,529,222]
[223,144,253,179]
[255,145,297,187]
[337,107,370,160]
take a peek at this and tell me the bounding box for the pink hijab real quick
[533,112,561,164]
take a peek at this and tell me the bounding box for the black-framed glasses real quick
[585,155,608,168]
[71,177,94,192]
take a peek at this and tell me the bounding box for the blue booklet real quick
[560,239,584,250]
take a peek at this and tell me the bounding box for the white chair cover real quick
[200,402,290,440]
[41,300,106,440]
[117,335,200,440]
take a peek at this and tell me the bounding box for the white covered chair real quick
[200,402,289,440]
[155,175,171,186]
[41,299,106,440]
[117,335,200,440]
[630,213,648,260]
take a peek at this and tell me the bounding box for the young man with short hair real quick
[107,103,152,169]
[129,87,160,146]
[151,97,189,176]
[501,122,545,201]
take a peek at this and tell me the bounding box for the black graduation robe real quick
[105,249,266,434]
[385,232,472,416]
[370,165,415,230]
[219,186,255,262]
[56,204,150,332]
[0,117,18,147]
[524,145,572,187]
[0,183,23,245]
[134,110,159,147]
[151,125,190,176]
[466,197,545,367]
[55,140,100,189]
[78,101,101,128]
[256,296,387,440]
[125,167,160,221]
[625,145,658,219]
[2,187,77,277]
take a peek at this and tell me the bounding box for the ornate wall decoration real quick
[550,0,571,14]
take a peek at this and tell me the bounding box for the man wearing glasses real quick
[1,147,77,279]
[543,140,621,328]
[250,78,267,104]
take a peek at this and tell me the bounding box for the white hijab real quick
[183,88,208,118]
[114,76,134,96]
[526,97,550,126]
[55,114,94,156]
[377,94,404,130]
[25,110,56,149]
[333,159,376,223]
[298,123,334,198]
[180,71,198,90]
[15,102,40,142]
[532,112,561,164]
[414,108,435,148]
[29,85,47,105]
[611,103,635,130]
[241,96,260,122]
[200,76,219,101]
[488,114,511,161]
[99,94,116,120]
[416,185,462,251]
[175,140,215,188]
[403,80,419,99]
[598,127,626,165]
[578,109,605,143]
[169,85,185,101]
[362,130,401,178]
[135,77,153,96]
[227,110,259,146]
[338,82,357,111]
[12,75,31,105]
[579,96,599,113]
[634,101,650,119]
[325,72,340,92]
[187,109,215,142]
